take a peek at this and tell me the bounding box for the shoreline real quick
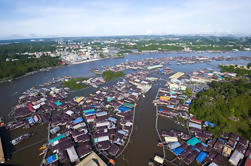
[0,50,247,84]
[70,58,103,64]
[70,56,125,65]
[0,65,63,84]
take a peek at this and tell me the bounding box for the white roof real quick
[73,122,86,129]
[164,137,178,143]
[154,155,164,164]
[85,160,98,166]
[66,110,74,116]
[229,150,244,166]
[208,162,218,166]
[189,122,202,130]
[125,121,132,127]
[96,111,107,117]
[33,104,40,110]
[96,121,109,128]
[97,136,109,143]
[66,146,79,162]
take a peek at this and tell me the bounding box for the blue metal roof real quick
[172,147,184,155]
[85,111,95,115]
[192,146,200,152]
[108,117,117,123]
[204,121,215,128]
[118,106,130,112]
[73,117,83,125]
[196,151,208,163]
[218,138,226,143]
[46,154,58,164]
[27,117,35,124]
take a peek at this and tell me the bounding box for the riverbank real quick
[70,55,126,65]
[0,65,63,84]
[126,50,235,57]
[70,58,102,64]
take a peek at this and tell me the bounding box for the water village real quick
[151,70,251,166]
[0,54,251,166]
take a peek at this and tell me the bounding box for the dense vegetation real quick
[105,36,251,52]
[102,70,125,81]
[189,79,251,139]
[0,42,59,80]
[117,50,132,54]
[62,78,88,90]
[185,88,193,97]
[0,55,60,79]
[0,42,56,61]
[219,63,251,78]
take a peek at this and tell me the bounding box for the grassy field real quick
[102,70,125,81]
[62,77,88,90]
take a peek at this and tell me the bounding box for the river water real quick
[1,51,250,166]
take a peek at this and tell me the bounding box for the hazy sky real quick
[0,0,251,39]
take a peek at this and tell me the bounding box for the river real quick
[1,51,250,166]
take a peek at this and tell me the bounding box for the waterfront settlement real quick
[0,54,250,166]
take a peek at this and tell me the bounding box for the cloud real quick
[0,0,251,39]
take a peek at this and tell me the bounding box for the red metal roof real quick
[244,158,251,166]
[191,118,202,124]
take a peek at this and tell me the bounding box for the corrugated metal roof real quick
[123,102,134,108]
[196,151,208,163]
[164,137,178,143]
[46,154,58,164]
[187,137,202,146]
[154,155,164,164]
[73,117,83,125]
[49,134,66,144]
[229,150,244,166]
[169,72,184,79]
[172,147,184,155]
[66,146,79,163]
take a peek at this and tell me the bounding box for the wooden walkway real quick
[154,88,178,166]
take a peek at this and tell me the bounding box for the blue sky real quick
[0,0,251,39]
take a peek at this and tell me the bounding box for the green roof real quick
[83,109,95,114]
[107,97,113,102]
[49,134,66,144]
[187,137,201,146]
[123,102,134,108]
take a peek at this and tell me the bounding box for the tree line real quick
[189,79,251,139]
[0,42,59,80]
[0,55,60,79]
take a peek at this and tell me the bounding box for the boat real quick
[39,144,47,150]
[109,159,115,165]
[91,69,101,74]
[157,142,163,147]
[39,150,45,156]
[92,85,98,88]
[11,133,32,145]
[0,117,4,126]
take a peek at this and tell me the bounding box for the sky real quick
[0,0,251,39]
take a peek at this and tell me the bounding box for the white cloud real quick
[0,0,251,39]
